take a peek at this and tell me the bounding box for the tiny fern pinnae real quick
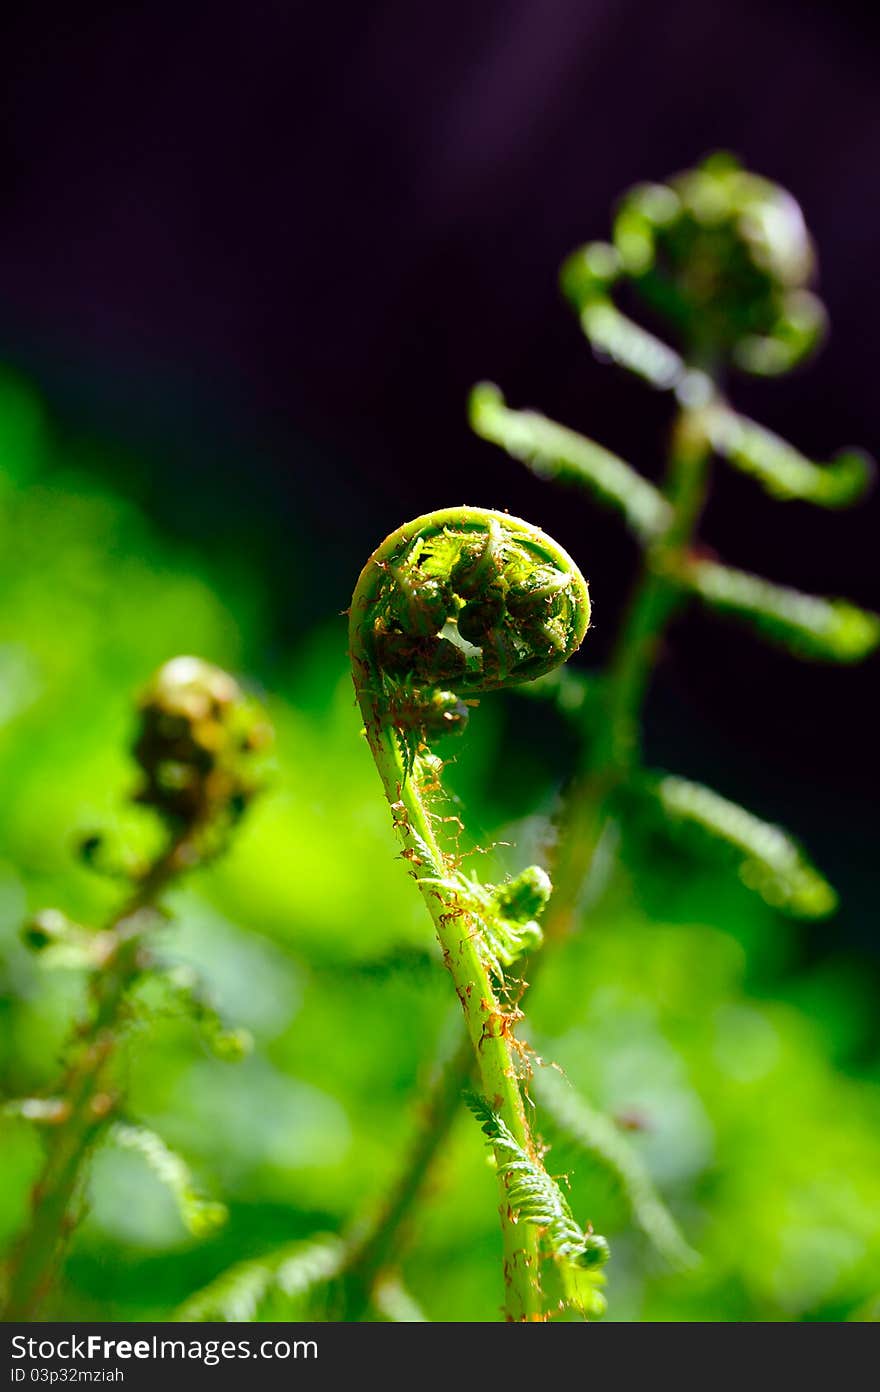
[465,1092,610,1318]
[349,506,593,1320]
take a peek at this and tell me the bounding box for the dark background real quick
[1,0,877,945]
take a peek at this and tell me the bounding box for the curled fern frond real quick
[350,507,592,1321]
[493,864,553,926]
[572,155,827,378]
[109,1123,227,1238]
[134,656,272,836]
[533,1069,698,1270]
[638,774,837,918]
[352,506,590,707]
[469,383,672,542]
[559,235,686,390]
[178,1236,344,1322]
[706,407,873,508]
[465,1092,608,1316]
[679,555,880,663]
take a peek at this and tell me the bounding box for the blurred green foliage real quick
[1,367,879,1322]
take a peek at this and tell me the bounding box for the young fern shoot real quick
[349,507,599,1320]
[329,156,878,1317]
[2,658,270,1321]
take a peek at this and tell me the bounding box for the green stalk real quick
[351,616,544,1321]
[367,713,544,1318]
[349,507,591,1320]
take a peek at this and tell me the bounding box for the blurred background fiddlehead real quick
[473,155,877,902]
[1,659,269,1318]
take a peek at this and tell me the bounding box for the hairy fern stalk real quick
[349,507,604,1320]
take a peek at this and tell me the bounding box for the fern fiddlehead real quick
[332,156,878,1319]
[349,507,591,1319]
[2,658,269,1320]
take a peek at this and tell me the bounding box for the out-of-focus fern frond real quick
[179,1255,275,1323]
[641,774,837,918]
[579,301,684,391]
[679,555,880,662]
[559,239,620,311]
[559,238,684,389]
[465,1092,608,1316]
[707,407,872,507]
[533,1069,698,1270]
[372,1275,429,1322]
[469,383,672,542]
[178,1236,343,1322]
[109,1123,227,1238]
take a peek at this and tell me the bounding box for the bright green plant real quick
[347,507,606,1320]
[320,153,879,1319]
[1,657,270,1319]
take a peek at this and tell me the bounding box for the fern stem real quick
[349,508,592,1320]
[3,829,198,1320]
[353,692,544,1320]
